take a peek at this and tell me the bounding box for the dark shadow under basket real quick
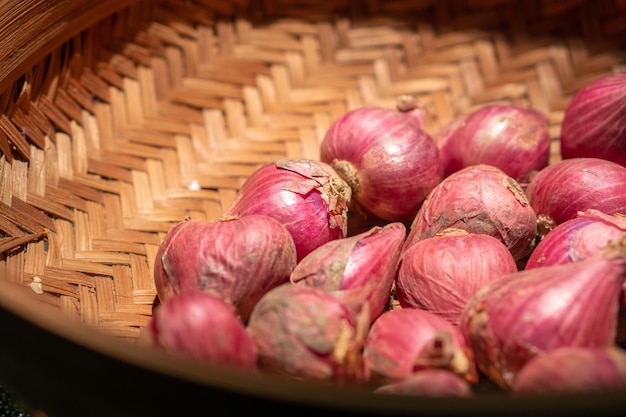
[1,0,626,416]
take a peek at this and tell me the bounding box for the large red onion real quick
[320,103,443,222]
[224,158,352,262]
[512,346,626,395]
[362,307,477,385]
[403,164,537,262]
[459,236,626,389]
[560,72,626,167]
[246,283,367,384]
[525,157,626,237]
[435,104,550,182]
[396,228,518,326]
[153,215,297,322]
[290,222,406,324]
[143,292,257,370]
[374,369,474,397]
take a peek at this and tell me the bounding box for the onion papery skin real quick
[153,215,297,322]
[146,292,257,370]
[246,283,367,384]
[560,72,626,167]
[403,164,537,262]
[224,158,352,262]
[362,308,477,385]
[290,222,406,325]
[458,237,626,390]
[525,209,626,270]
[512,346,626,395]
[320,106,443,222]
[525,157,626,234]
[435,104,551,182]
[396,228,518,326]
[374,369,474,397]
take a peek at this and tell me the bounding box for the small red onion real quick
[396,228,518,326]
[403,164,537,262]
[525,157,626,236]
[459,236,626,389]
[512,346,626,395]
[320,103,443,222]
[374,369,474,397]
[246,283,368,384]
[560,72,626,167]
[435,104,550,182]
[153,215,297,322]
[224,158,352,262]
[144,292,257,370]
[362,307,477,385]
[290,222,406,324]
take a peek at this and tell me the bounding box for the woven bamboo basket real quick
[1,0,626,415]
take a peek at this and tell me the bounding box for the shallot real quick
[374,369,474,397]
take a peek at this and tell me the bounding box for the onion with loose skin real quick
[396,228,518,326]
[290,222,406,325]
[320,103,443,222]
[435,104,551,182]
[224,158,352,262]
[560,72,626,167]
[153,215,297,322]
[459,236,626,390]
[374,369,475,397]
[403,164,537,262]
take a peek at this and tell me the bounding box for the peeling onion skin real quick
[224,158,352,262]
[560,72,626,167]
[435,104,551,182]
[290,222,406,325]
[403,164,537,262]
[246,283,368,384]
[459,237,626,390]
[145,292,257,371]
[525,157,626,235]
[153,215,297,322]
[396,228,518,326]
[320,105,443,222]
[374,369,475,397]
[512,346,626,395]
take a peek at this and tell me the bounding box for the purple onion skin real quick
[512,346,626,395]
[404,164,537,262]
[146,292,257,370]
[246,283,367,384]
[560,72,626,167]
[525,157,626,229]
[224,158,352,262]
[290,222,406,324]
[374,369,475,397]
[396,229,518,326]
[153,215,297,322]
[320,106,443,222]
[435,104,551,182]
[459,237,626,390]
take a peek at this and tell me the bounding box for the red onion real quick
[290,222,406,324]
[560,72,626,167]
[525,157,626,237]
[144,292,257,370]
[459,236,626,389]
[246,283,367,384]
[319,103,443,222]
[435,104,550,182]
[362,307,477,385]
[403,164,537,262]
[396,228,518,326]
[374,369,474,397]
[512,346,626,395]
[224,158,352,262]
[153,215,297,322]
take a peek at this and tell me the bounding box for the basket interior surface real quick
[1,0,626,351]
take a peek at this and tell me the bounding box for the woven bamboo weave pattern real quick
[0,0,625,340]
